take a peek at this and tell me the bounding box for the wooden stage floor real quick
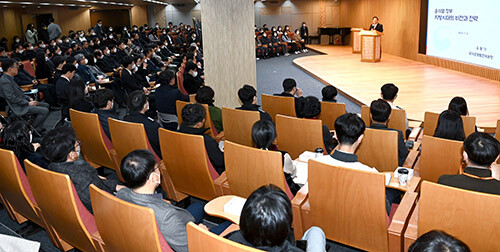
[294,45,500,127]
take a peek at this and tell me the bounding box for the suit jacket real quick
[0,74,32,115]
[55,76,70,104]
[97,56,118,73]
[155,84,189,115]
[178,124,225,175]
[183,72,203,95]
[370,123,409,166]
[123,111,162,159]
[14,69,35,85]
[48,159,119,214]
[438,167,500,195]
[94,24,104,38]
[77,65,97,84]
[121,68,143,92]
[369,23,384,33]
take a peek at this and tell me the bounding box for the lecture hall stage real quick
[294,45,500,127]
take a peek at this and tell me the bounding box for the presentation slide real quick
[426,0,498,69]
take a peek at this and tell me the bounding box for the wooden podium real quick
[360,30,383,62]
[351,28,362,53]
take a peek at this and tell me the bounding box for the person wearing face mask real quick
[0,120,50,171]
[143,47,162,81]
[272,32,288,56]
[75,54,105,85]
[183,61,204,94]
[41,126,123,214]
[300,22,309,44]
[25,23,38,45]
[121,56,149,93]
[23,43,37,61]
[11,44,27,61]
[188,32,198,45]
[116,40,130,59]
[12,36,21,51]
[91,88,120,139]
[122,26,131,39]
[148,29,160,43]
[123,91,162,158]
[260,32,277,57]
[95,48,119,73]
[94,20,104,39]
[293,29,307,53]
[255,34,268,59]
[117,149,230,252]
[0,47,8,61]
[281,30,299,54]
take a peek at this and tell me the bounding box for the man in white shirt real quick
[315,113,400,214]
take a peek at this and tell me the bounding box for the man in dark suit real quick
[121,56,148,93]
[91,88,120,140]
[55,64,76,119]
[183,61,204,95]
[438,132,500,195]
[369,99,408,166]
[123,90,162,158]
[94,20,104,39]
[0,59,49,131]
[274,78,305,118]
[95,48,119,73]
[236,84,273,122]
[369,16,384,32]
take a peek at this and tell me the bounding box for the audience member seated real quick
[123,90,162,158]
[95,47,119,73]
[226,184,326,252]
[299,96,337,154]
[195,86,223,133]
[183,61,204,95]
[315,113,400,213]
[178,103,225,174]
[68,78,93,113]
[85,54,107,78]
[117,150,230,252]
[438,132,500,195]
[274,78,305,117]
[236,84,273,122]
[34,51,54,80]
[50,56,65,84]
[41,126,122,213]
[11,44,27,61]
[155,69,189,130]
[14,56,57,107]
[369,99,409,166]
[0,120,49,171]
[121,56,148,94]
[0,59,49,132]
[75,54,103,84]
[409,230,470,252]
[321,85,338,102]
[252,120,301,194]
[448,96,469,116]
[433,110,465,141]
[91,88,119,140]
[380,83,409,134]
[293,29,306,53]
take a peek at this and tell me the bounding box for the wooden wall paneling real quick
[130,5,148,27]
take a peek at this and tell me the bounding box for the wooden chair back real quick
[69,109,117,171]
[276,115,324,159]
[25,160,99,252]
[158,128,218,201]
[108,118,152,161]
[423,111,476,137]
[495,119,500,142]
[261,94,296,121]
[308,159,389,251]
[89,185,173,252]
[319,102,346,130]
[22,61,36,77]
[187,222,263,252]
[221,108,260,147]
[176,100,216,138]
[419,135,463,182]
[177,71,187,95]
[0,149,41,226]
[224,141,291,198]
[361,105,407,138]
[355,128,399,172]
[419,181,500,251]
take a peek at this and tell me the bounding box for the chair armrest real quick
[479,126,496,134]
[204,195,243,224]
[408,125,422,142]
[38,78,48,84]
[91,231,105,252]
[219,224,240,237]
[403,142,421,169]
[20,85,34,91]
[214,171,229,196]
[292,183,310,239]
[105,72,113,76]
[388,192,419,252]
[403,201,419,252]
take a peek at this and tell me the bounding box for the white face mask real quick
[57,40,62,43]
[75,63,79,68]
[15,39,20,43]
[80,33,84,37]
[91,32,96,36]
[65,39,70,43]
[84,58,88,65]
[112,48,117,53]
[109,28,113,32]
[149,171,161,185]
[109,35,113,39]
[94,58,97,63]
[191,71,198,77]
[131,64,137,70]
[40,44,46,48]
[133,27,138,31]
[45,57,49,61]
[19,49,24,53]
[57,51,62,55]
[29,46,34,50]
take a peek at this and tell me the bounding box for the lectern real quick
[360,30,383,62]
[351,28,362,53]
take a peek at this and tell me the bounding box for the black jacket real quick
[370,123,409,166]
[274,92,305,118]
[235,103,273,122]
[14,69,35,85]
[97,56,118,73]
[55,77,70,104]
[438,167,500,196]
[94,108,120,140]
[369,23,384,33]
[155,84,189,114]
[226,230,302,252]
[123,111,162,158]
[183,71,203,95]
[48,159,119,213]
[178,123,225,175]
[121,68,143,92]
